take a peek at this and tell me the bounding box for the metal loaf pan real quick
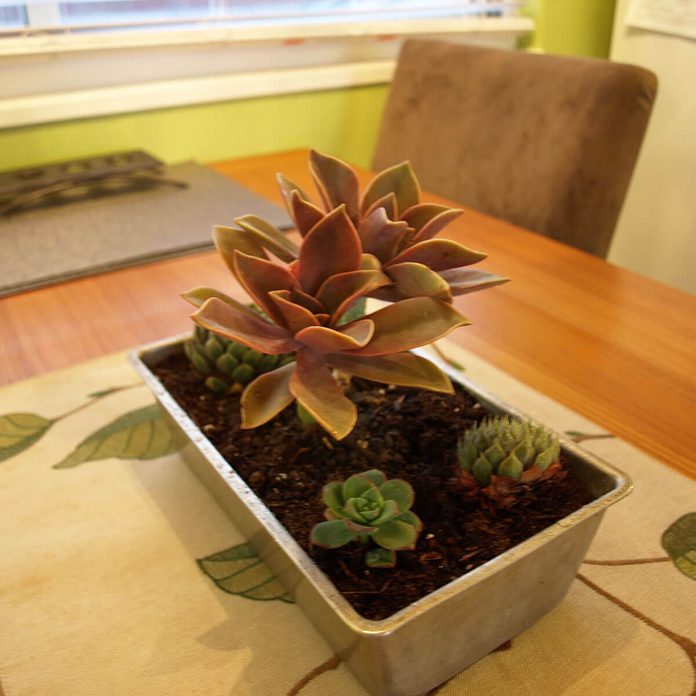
[130,336,632,696]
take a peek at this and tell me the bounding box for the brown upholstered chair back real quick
[373,40,657,258]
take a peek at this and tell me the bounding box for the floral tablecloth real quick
[1,342,694,696]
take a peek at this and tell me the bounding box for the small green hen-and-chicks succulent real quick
[456,416,563,507]
[185,325,294,394]
[311,469,422,568]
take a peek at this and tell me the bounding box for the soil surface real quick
[155,353,589,620]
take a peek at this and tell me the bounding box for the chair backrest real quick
[373,40,657,258]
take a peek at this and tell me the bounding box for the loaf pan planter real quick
[130,335,632,696]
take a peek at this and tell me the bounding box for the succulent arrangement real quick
[183,149,507,441]
[178,150,572,574]
[455,415,563,507]
[310,469,422,568]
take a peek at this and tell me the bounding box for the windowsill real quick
[0,16,532,129]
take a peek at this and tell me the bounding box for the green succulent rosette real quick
[311,469,423,568]
[457,415,561,487]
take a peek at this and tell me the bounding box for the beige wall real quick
[609,0,696,295]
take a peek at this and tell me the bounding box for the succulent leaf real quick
[233,251,297,327]
[348,297,470,356]
[309,149,361,223]
[438,268,510,296]
[288,286,325,315]
[268,290,320,334]
[363,192,398,221]
[361,161,420,218]
[372,520,419,550]
[535,443,561,471]
[386,262,453,301]
[410,207,463,243]
[379,479,414,510]
[181,287,249,310]
[390,239,487,272]
[361,469,387,487]
[205,335,224,360]
[365,548,397,568]
[396,510,424,533]
[370,499,402,525]
[326,352,453,394]
[360,253,382,271]
[297,205,362,295]
[294,321,373,353]
[484,441,506,466]
[513,437,535,467]
[205,376,228,394]
[288,190,326,237]
[311,519,355,548]
[215,352,238,375]
[399,203,457,232]
[234,214,299,263]
[358,207,410,263]
[232,363,255,383]
[240,361,295,428]
[192,298,298,355]
[289,348,357,441]
[343,518,379,535]
[276,172,311,203]
[472,456,493,486]
[213,225,268,273]
[315,269,391,321]
[322,481,344,511]
[342,473,376,500]
[498,453,524,480]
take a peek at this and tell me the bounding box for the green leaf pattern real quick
[53,404,181,469]
[197,543,293,603]
[661,513,696,581]
[0,413,54,462]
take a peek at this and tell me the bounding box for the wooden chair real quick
[373,40,657,258]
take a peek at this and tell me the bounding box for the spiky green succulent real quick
[311,469,423,568]
[185,325,294,394]
[457,416,561,487]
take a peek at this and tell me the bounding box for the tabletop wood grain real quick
[1,149,694,480]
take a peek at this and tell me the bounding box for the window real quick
[0,2,532,128]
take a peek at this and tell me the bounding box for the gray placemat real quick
[0,161,291,297]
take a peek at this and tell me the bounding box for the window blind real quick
[1,1,522,35]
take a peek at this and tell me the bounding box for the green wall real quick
[0,84,389,171]
[528,0,617,58]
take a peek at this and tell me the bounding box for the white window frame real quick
[0,8,533,129]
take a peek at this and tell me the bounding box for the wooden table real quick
[1,149,694,481]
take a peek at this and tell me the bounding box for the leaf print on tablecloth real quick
[0,413,54,462]
[53,404,181,469]
[661,513,696,581]
[565,430,615,444]
[198,543,293,603]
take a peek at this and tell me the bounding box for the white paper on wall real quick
[626,0,696,40]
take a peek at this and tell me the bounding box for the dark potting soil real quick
[154,353,590,621]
